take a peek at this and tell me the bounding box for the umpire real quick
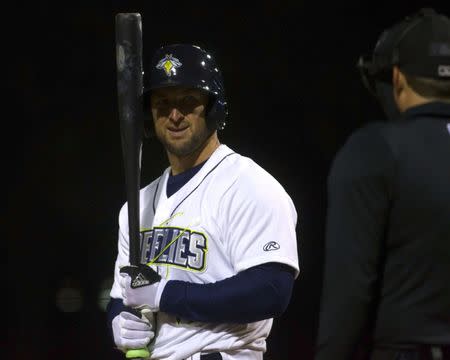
[315,8,450,360]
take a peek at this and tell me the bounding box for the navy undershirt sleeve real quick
[160,262,295,323]
[106,298,125,343]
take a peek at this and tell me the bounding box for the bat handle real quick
[125,349,150,359]
[119,265,160,359]
[125,308,153,359]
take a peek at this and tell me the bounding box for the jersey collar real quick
[154,144,236,217]
[402,101,450,121]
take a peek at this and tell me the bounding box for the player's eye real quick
[179,95,200,107]
[153,98,170,108]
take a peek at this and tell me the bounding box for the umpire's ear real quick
[392,66,408,111]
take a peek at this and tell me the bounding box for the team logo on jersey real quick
[156,54,182,77]
[140,226,207,271]
[263,241,280,251]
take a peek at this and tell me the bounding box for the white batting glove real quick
[120,271,168,312]
[112,311,155,353]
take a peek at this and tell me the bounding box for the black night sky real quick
[9,1,447,359]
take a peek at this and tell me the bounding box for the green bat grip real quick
[125,308,153,359]
[126,349,150,359]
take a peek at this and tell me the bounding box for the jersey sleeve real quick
[109,206,130,299]
[315,123,396,359]
[220,164,300,277]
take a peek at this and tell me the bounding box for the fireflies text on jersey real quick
[141,227,207,271]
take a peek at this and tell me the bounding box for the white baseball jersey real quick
[110,144,299,360]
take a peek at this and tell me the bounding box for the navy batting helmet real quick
[143,43,228,136]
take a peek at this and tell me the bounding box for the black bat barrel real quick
[115,13,143,266]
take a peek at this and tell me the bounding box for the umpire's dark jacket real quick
[315,102,450,359]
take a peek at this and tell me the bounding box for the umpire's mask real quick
[356,8,450,121]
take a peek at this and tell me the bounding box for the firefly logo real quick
[156,54,182,77]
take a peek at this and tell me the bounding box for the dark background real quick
[9,1,447,359]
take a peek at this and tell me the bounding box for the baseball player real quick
[107,43,300,360]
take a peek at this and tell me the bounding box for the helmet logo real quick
[156,54,182,77]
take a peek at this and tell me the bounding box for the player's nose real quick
[168,108,183,123]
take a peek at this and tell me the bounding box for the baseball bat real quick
[115,12,149,360]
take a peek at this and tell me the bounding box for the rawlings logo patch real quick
[263,241,280,251]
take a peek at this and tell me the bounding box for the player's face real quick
[151,87,212,157]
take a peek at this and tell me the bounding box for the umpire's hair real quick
[404,72,450,100]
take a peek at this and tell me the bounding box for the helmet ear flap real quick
[212,98,228,130]
[204,93,228,131]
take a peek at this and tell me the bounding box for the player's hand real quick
[112,311,155,353]
[119,265,168,312]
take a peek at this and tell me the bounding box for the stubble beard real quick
[158,125,214,158]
